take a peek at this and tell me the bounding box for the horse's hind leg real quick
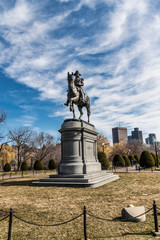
[87,105,91,123]
[78,106,83,120]
[73,106,76,119]
[70,101,73,111]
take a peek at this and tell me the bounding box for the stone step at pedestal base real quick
[32,171,119,188]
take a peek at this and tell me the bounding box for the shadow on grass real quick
[0,180,33,186]
[112,216,123,221]
[122,231,152,236]
[88,231,152,239]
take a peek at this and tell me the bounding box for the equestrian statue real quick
[64,71,91,122]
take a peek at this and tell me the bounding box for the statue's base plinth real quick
[33,119,119,188]
[32,171,119,188]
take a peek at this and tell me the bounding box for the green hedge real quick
[3,163,11,172]
[134,155,140,163]
[140,151,155,167]
[128,155,136,164]
[122,155,130,166]
[21,161,28,171]
[98,152,110,169]
[34,160,43,170]
[113,154,125,167]
[48,159,57,170]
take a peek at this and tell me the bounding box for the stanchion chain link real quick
[87,207,153,222]
[13,213,83,227]
[87,212,113,221]
[0,215,9,222]
[156,207,160,212]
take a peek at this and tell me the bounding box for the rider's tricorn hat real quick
[74,70,81,77]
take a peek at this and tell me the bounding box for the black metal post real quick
[8,208,13,240]
[31,156,33,170]
[102,144,104,153]
[81,122,84,164]
[155,141,159,168]
[83,206,87,240]
[153,200,159,232]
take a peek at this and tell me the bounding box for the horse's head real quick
[67,72,74,83]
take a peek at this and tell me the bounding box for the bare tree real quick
[126,140,146,156]
[51,142,61,165]
[97,133,110,147]
[8,127,34,170]
[0,111,7,141]
[97,133,111,157]
[34,132,55,165]
[108,141,128,161]
[0,112,7,124]
[0,111,8,158]
[109,140,150,162]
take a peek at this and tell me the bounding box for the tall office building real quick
[131,128,143,143]
[128,135,132,142]
[112,127,128,144]
[145,133,156,145]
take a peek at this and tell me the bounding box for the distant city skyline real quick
[112,126,158,145]
[0,0,160,142]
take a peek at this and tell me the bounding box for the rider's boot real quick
[64,100,69,106]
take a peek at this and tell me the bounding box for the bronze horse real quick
[65,72,91,122]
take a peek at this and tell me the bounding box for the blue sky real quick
[0,0,160,142]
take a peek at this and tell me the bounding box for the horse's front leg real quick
[87,107,91,123]
[73,106,76,119]
[70,100,73,111]
[78,106,83,120]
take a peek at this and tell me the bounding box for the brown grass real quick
[0,172,160,240]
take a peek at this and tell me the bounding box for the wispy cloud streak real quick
[0,0,160,140]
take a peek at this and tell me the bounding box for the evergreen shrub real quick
[140,150,155,168]
[151,152,160,166]
[48,159,57,170]
[98,152,110,169]
[128,155,136,164]
[34,160,43,170]
[134,155,140,163]
[21,161,28,171]
[151,153,156,161]
[3,163,11,172]
[122,155,130,166]
[113,154,125,167]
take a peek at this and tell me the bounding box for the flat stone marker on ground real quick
[121,206,146,222]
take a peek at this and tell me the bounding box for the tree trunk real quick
[17,146,21,171]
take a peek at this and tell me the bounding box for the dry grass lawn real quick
[0,172,160,240]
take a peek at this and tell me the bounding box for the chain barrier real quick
[87,207,153,222]
[0,215,9,222]
[0,202,158,240]
[155,207,160,212]
[87,212,113,221]
[13,213,83,227]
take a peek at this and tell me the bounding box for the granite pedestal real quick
[33,119,119,188]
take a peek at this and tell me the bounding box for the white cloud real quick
[58,0,73,2]
[0,0,34,27]
[0,0,160,141]
[12,114,36,127]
